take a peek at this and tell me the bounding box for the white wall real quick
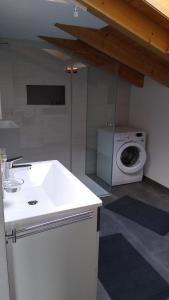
[129,76,169,188]
[115,77,131,126]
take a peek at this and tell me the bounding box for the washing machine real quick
[97,127,146,186]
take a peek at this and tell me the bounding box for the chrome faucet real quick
[5,156,32,180]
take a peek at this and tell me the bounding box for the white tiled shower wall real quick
[0,43,131,175]
[0,46,72,167]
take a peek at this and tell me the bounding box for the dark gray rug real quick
[99,234,169,300]
[105,195,169,235]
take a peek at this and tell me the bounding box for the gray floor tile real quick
[98,180,169,299]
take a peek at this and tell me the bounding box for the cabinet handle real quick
[6,210,94,243]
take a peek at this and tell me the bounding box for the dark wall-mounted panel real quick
[27,85,65,105]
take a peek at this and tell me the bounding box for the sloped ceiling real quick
[0,0,105,41]
[2,0,169,88]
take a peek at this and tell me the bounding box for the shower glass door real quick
[85,66,118,196]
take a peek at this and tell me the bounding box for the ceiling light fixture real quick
[73,6,79,18]
[65,65,78,74]
[64,62,87,74]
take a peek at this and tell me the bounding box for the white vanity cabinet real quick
[6,208,100,300]
[4,160,102,300]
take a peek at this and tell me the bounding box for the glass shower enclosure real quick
[85,66,118,196]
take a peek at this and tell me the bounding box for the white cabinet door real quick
[7,210,99,300]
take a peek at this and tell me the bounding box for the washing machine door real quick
[116,142,146,174]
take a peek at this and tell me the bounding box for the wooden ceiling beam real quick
[39,35,144,87]
[76,0,169,54]
[55,23,169,87]
[124,0,169,30]
[142,0,169,18]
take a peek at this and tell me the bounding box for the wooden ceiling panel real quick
[77,0,169,53]
[140,0,169,19]
[124,0,169,29]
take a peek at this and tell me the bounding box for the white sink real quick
[4,160,102,226]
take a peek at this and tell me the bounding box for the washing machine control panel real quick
[114,131,146,146]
